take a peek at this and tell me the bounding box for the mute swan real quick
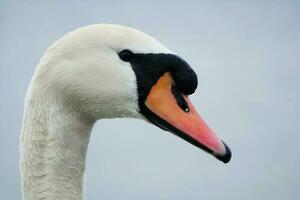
[20,24,231,200]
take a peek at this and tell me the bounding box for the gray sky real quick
[0,1,299,199]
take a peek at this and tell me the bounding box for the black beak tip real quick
[215,141,231,164]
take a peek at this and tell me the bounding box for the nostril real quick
[171,85,189,113]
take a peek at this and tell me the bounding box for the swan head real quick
[36,24,231,163]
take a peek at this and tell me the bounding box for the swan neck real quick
[20,89,93,200]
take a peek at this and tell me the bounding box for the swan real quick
[20,24,231,200]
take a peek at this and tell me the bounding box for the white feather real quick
[20,24,171,200]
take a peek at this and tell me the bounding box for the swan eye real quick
[119,49,133,62]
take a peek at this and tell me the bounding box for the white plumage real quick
[20,24,171,200]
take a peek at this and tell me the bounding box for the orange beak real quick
[144,72,231,163]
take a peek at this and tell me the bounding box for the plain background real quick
[0,1,299,199]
